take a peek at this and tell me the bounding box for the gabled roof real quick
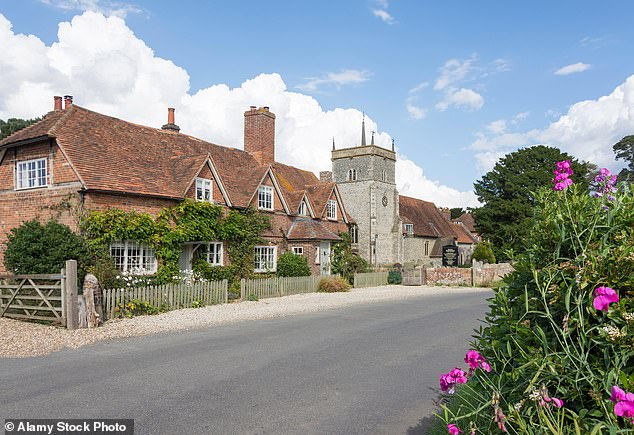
[454,212,477,233]
[287,218,341,241]
[398,195,459,239]
[0,105,340,212]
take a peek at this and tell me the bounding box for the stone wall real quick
[423,262,514,286]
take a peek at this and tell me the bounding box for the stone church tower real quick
[331,118,402,266]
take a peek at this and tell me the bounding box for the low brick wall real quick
[424,263,514,287]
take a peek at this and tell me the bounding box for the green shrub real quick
[4,220,92,280]
[331,232,371,284]
[247,293,259,301]
[318,276,351,292]
[472,241,496,264]
[387,270,402,284]
[277,252,311,277]
[436,170,634,433]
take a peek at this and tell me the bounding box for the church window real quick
[349,224,359,244]
[381,169,387,182]
[424,241,429,256]
[347,169,357,181]
[404,223,414,235]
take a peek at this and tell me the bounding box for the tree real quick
[472,241,496,264]
[0,117,41,140]
[450,207,465,220]
[473,145,591,261]
[331,232,369,284]
[613,135,634,182]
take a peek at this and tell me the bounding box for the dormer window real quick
[298,200,308,216]
[258,185,274,210]
[347,169,357,181]
[404,223,414,235]
[196,178,213,202]
[327,199,337,220]
[16,158,48,190]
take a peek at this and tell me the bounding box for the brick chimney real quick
[161,107,180,132]
[54,96,62,111]
[244,106,275,166]
[439,207,452,221]
[63,95,73,109]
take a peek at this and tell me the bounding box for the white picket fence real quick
[102,280,228,319]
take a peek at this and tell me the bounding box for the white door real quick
[178,244,193,271]
[320,241,331,275]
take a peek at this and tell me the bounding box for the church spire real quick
[361,113,366,146]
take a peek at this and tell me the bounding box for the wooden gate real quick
[0,260,78,328]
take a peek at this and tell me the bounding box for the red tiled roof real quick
[0,110,68,147]
[398,195,459,239]
[454,212,477,233]
[0,105,335,209]
[286,218,341,241]
[450,221,478,244]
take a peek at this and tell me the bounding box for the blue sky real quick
[2,0,634,207]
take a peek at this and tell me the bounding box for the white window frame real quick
[197,242,223,266]
[109,240,157,275]
[327,199,337,220]
[349,224,359,244]
[196,177,213,202]
[258,186,274,210]
[16,157,48,190]
[291,246,304,255]
[254,246,277,272]
[298,201,308,216]
[404,223,414,235]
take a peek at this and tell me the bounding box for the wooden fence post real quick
[65,260,78,330]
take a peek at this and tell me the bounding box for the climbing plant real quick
[81,200,271,285]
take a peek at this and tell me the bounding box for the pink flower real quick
[593,286,619,312]
[612,385,627,403]
[553,161,574,191]
[551,397,564,408]
[440,368,468,393]
[447,423,462,434]
[464,350,492,373]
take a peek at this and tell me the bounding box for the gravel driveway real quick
[0,285,492,358]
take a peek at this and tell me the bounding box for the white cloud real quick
[406,100,426,120]
[371,0,395,24]
[372,9,395,24]
[486,119,507,135]
[434,56,477,90]
[512,111,530,124]
[296,69,371,92]
[554,62,591,76]
[470,75,634,173]
[436,88,484,112]
[0,11,477,209]
[408,81,429,94]
[38,0,142,17]
[397,156,479,207]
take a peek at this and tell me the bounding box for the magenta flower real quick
[447,423,462,434]
[464,350,492,373]
[551,397,564,408]
[593,286,619,312]
[440,368,468,393]
[612,385,627,403]
[553,161,574,191]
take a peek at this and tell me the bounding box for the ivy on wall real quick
[81,200,271,285]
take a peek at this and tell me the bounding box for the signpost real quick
[442,245,459,267]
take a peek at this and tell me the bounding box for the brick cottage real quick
[0,96,350,276]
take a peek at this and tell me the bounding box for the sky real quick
[1,1,634,208]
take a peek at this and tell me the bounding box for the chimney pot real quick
[263,106,269,111]
[54,96,62,111]
[161,107,180,132]
[63,95,73,109]
[250,105,256,110]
